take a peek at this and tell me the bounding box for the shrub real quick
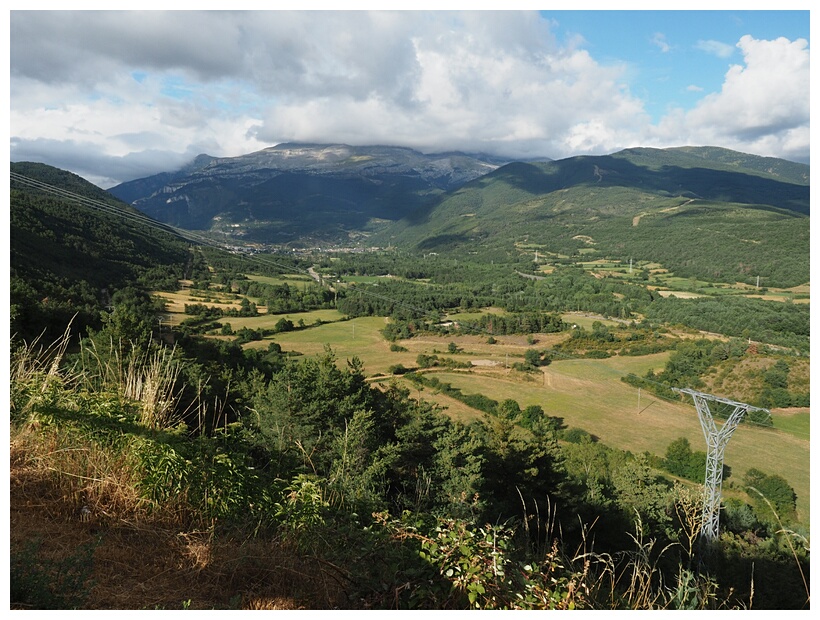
[11,538,98,609]
[561,427,594,444]
[389,364,410,375]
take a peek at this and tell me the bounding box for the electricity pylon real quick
[673,388,770,542]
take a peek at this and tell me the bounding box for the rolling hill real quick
[10,162,191,341]
[375,146,809,288]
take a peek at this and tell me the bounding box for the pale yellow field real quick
[161,291,811,523]
[420,356,810,523]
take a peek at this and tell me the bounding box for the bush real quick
[389,364,410,375]
[11,538,98,609]
[561,427,594,444]
[663,437,706,482]
[743,469,797,524]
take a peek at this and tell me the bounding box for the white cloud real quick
[12,10,653,180]
[651,33,671,53]
[695,39,736,59]
[681,36,810,158]
[9,12,811,186]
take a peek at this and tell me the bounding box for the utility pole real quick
[673,388,770,543]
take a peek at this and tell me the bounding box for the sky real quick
[7,4,813,188]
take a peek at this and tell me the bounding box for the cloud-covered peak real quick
[10,11,810,186]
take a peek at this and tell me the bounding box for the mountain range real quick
[109,143,507,244]
[108,143,809,250]
[13,142,810,301]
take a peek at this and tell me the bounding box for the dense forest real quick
[10,163,190,341]
[9,162,810,610]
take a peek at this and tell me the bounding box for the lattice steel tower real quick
[673,388,770,542]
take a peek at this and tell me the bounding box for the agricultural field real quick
[217,309,347,334]
[166,282,811,523]
[245,314,399,371]
[411,363,809,522]
[565,258,810,305]
[154,283,249,321]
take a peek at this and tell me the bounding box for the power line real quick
[11,172,207,244]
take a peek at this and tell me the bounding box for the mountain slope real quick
[109,143,503,245]
[10,162,190,340]
[376,147,809,288]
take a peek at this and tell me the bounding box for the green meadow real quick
[416,358,810,523]
[170,293,810,524]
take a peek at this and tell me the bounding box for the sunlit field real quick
[162,293,811,523]
[418,358,810,522]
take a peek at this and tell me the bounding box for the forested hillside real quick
[378,147,809,288]
[9,159,810,610]
[10,163,190,341]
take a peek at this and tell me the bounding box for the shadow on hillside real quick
[399,155,809,233]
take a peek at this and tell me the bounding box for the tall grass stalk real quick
[578,513,682,609]
[747,486,810,608]
[671,482,704,567]
[10,321,77,421]
[78,337,183,430]
[11,327,186,521]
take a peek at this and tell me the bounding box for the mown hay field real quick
[176,301,811,524]
[419,356,810,523]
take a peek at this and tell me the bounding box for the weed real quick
[10,537,98,609]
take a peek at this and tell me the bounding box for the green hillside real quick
[10,162,190,341]
[376,148,809,288]
[662,146,810,184]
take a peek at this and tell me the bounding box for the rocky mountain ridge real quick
[108,143,508,244]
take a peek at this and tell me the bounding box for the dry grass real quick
[10,436,346,610]
[9,332,346,610]
[79,338,184,430]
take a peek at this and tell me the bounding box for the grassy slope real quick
[207,303,810,523]
[420,361,810,523]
